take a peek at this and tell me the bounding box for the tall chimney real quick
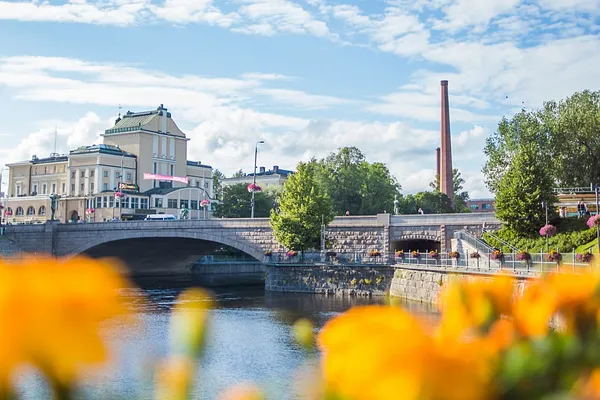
[440,80,454,204]
[435,147,441,190]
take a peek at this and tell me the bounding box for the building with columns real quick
[4,105,213,223]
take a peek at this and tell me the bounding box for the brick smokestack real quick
[435,147,441,190]
[440,80,454,204]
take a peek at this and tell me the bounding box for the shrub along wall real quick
[484,217,597,253]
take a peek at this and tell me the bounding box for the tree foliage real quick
[396,192,455,215]
[316,147,401,215]
[212,183,275,218]
[430,169,470,212]
[494,146,557,235]
[483,90,600,192]
[212,169,225,201]
[270,161,334,251]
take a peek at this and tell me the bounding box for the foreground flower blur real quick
[0,256,131,395]
[318,270,600,400]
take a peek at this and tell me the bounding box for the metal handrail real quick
[482,230,519,253]
[454,230,494,253]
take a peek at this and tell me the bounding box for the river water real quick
[17,276,439,400]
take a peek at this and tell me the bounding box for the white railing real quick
[391,212,499,225]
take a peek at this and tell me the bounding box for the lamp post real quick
[250,140,265,219]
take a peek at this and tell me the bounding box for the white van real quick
[144,214,177,221]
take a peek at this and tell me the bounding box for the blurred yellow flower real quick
[154,356,195,400]
[217,382,265,400]
[438,276,514,340]
[293,318,314,350]
[0,256,132,389]
[169,288,214,359]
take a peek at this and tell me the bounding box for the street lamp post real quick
[250,140,265,219]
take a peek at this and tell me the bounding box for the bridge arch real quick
[391,233,443,253]
[63,229,266,262]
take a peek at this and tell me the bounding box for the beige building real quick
[3,105,213,224]
[222,165,293,189]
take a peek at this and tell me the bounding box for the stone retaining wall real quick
[265,265,395,296]
[389,266,533,305]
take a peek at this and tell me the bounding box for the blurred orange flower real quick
[0,256,132,389]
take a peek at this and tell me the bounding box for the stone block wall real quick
[327,226,387,255]
[389,267,532,305]
[266,265,395,296]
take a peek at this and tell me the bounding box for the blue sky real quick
[0,0,599,198]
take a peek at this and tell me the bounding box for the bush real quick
[483,218,597,253]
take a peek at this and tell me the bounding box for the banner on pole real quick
[143,173,188,184]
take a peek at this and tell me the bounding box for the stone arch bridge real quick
[6,213,499,274]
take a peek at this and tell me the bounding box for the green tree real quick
[212,183,275,218]
[429,169,470,212]
[360,162,401,214]
[270,161,334,251]
[317,147,401,215]
[231,169,245,178]
[212,169,225,201]
[483,110,551,193]
[396,192,454,214]
[543,90,600,187]
[494,145,557,235]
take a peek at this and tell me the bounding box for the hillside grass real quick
[483,217,597,253]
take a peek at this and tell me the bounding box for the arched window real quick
[39,206,46,216]
[26,206,35,216]
[5,207,12,216]
[16,207,24,216]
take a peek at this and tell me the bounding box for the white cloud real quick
[435,0,522,31]
[0,0,149,26]
[255,88,355,109]
[149,0,238,27]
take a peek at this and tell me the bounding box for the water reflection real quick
[19,276,440,399]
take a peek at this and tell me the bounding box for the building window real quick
[191,200,198,210]
[90,183,94,193]
[154,198,163,208]
[71,184,75,192]
[33,184,38,194]
[38,206,45,216]
[42,184,47,195]
[470,204,479,210]
[180,200,188,209]
[153,162,158,174]
[6,208,12,216]
[26,206,35,216]
[140,198,148,209]
[103,170,108,178]
[16,207,23,216]
[52,184,56,194]
[167,199,177,209]
[103,183,108,191]
[131,197,139,209]
[53,166,57,173]
[482,203,492,210]
[96,198,102,209]
[80,171,85,178]
[80,183,84,192]
[90,170,95,177]
[62,183,66,193]
[115,171,121,180]
[204,182,209,188]
[170,165,174,176]
[71,171,76,179]
[44,167,47,174]
[16,185,21,196]
[126,172,132,181]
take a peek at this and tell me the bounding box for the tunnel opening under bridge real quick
[391,239,441,253]
[80,237,265,285]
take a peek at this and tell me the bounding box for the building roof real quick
[69,144,137,158]
[31,155,68,164]
[186,160,212,169]
[103,104,185,138]
[143,187,180,196]
[246,167,294,178]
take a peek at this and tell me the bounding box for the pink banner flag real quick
[143,173,189,184]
